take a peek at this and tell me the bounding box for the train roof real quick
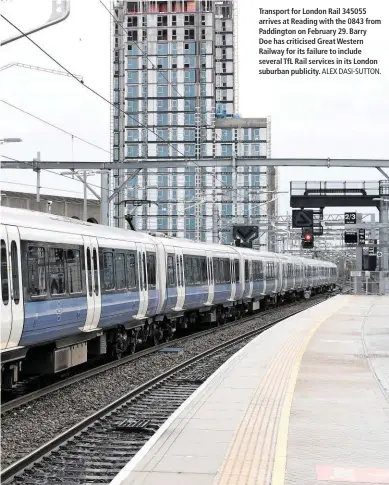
[0,207,337,267]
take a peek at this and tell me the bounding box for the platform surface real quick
[111,296,389,485]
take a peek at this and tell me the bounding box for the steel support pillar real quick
[100,170,110,226]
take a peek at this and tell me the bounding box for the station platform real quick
[111,295,389,485]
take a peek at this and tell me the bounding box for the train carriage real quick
[1,207,337,388]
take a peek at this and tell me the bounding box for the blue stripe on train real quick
[184,285,208,310]
[213,283,232,305]
[20,296,87,347]
[99,291,140,328]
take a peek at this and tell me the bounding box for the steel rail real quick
[1,296,329,484]
[1,295,330,413]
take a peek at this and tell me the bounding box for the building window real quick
[127,58,138,69]
[157,99,168,111]
[184,15,195,25]
[184,128,195,141]
[157,113,169,125]
[172,29,177,40]
[221,129,232,141]
[184,113,195,125]
[172,15,177,26]
[252,144,260,156]
[127,130,138,141]
[157,128,168,141]
[184,85,196,97]
[184,29,195,40]
[243,144,250,156]
[157,218,168,230]
[184,99,196,111]
[157,30,168,40]
[171,42,178,54]
[171,113,178,125]
[127,85,139,97]
[127,100,138,112]
[114,133,119,146]
[157,57,169,69]
[157,43,169,55]
[157,144,169,157]
[127,115,139,126]
[184,144,196,157]
[127,17,138,27]
[222,204,232,216]
[184,42,196,54]
[184,70,196,83]
[127,71,138,83]
[127,145,139,157]
[157,70,169,84]
[184,55,196,68]
[158,189,169,201]
[127,31,138,42]
[157,85,168,97]
[221,144,233,157]
[185,218,196,231]
[157,15,167,26]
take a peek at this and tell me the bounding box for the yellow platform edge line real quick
[271,296,350,485]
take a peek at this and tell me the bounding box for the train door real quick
[1,225,24,349]
[206,253,214,306]
[82,236,101,331]
[174,247,185,311]
[135,243,148,318]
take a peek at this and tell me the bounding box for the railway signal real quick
[301,228,314,249]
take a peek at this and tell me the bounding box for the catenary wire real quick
[1,12,243,199]
[0,99,111,155]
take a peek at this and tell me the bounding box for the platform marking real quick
[316,465,389,483]
[271,296,350,485]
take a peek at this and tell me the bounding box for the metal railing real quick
[291,181,381,197]
[352,271,389,295]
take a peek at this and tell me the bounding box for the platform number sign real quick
[344,212,357,225]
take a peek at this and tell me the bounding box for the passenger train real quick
[0,207,337,388]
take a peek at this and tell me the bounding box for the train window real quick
[180,255,184,286]
[244,260,249,282]
[126,252,137,289]
[167,254,176,287]
[86,248,93,296]
[1,239,9,305]
[10,241,20,304]
[49,248,66,295]
[28,246,47,297]
[193,258,199,285]
[93,249,99,295]
[200,257,207,285]
[147,252,156,288]
[115,253,126,290]
[184,256,192,285]
[66,249,82,293]
[102,251,115,291]
[235,260,240,283]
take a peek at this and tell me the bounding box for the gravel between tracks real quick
[1,298,327,469]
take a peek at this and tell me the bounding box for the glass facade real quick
[113,0,274,247]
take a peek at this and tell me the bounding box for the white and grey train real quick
[1,207,337,388]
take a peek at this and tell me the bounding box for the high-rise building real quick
[112,0,277,249]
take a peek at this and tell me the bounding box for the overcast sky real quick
[1,0,388,217]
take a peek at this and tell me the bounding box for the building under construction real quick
[111,0,278,248]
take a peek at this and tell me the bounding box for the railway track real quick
[1,293,333,414]
[1,296,330,485]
